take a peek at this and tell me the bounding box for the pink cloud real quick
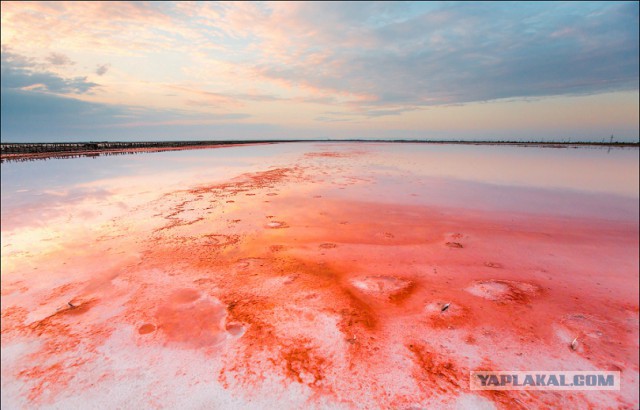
[1,1,204,54]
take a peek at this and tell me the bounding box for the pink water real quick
[1,143,638,409]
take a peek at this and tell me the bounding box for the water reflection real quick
[0,150,141,163]
[1,142,638,409]
[2,143,638,231]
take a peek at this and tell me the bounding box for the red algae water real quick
[1,143,638,409]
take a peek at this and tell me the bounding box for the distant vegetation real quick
[1,139,638,161]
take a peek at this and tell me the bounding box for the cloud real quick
[1,88,123,138]
[0,1,208,55]
[314,116,352,123]
[0,87,254,142]
[46,52,74,66]
[251,2,639,108]
[317,107,419,122]
[0,49,255,141]
[1,49,97,94]
[95,63,110,76]
[0,2,637,141]
[3,2,636,110]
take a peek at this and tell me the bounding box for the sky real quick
[1,1,638,142]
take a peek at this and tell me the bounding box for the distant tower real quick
[610,135,614,144]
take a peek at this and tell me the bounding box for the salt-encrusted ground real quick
[2,143,638,409]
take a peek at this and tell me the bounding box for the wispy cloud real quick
[317,107,420,122]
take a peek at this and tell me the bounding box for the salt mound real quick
[350,275,414,301]
[455,394,497,410]
[155,289,238,348]
[465,280,541,303]
[466,281,510,300]
[265,221,288,229]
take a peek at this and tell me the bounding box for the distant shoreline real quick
[0,141,276,163]
[1,139,638,163]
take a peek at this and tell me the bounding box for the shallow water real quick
[1,143,638,409]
